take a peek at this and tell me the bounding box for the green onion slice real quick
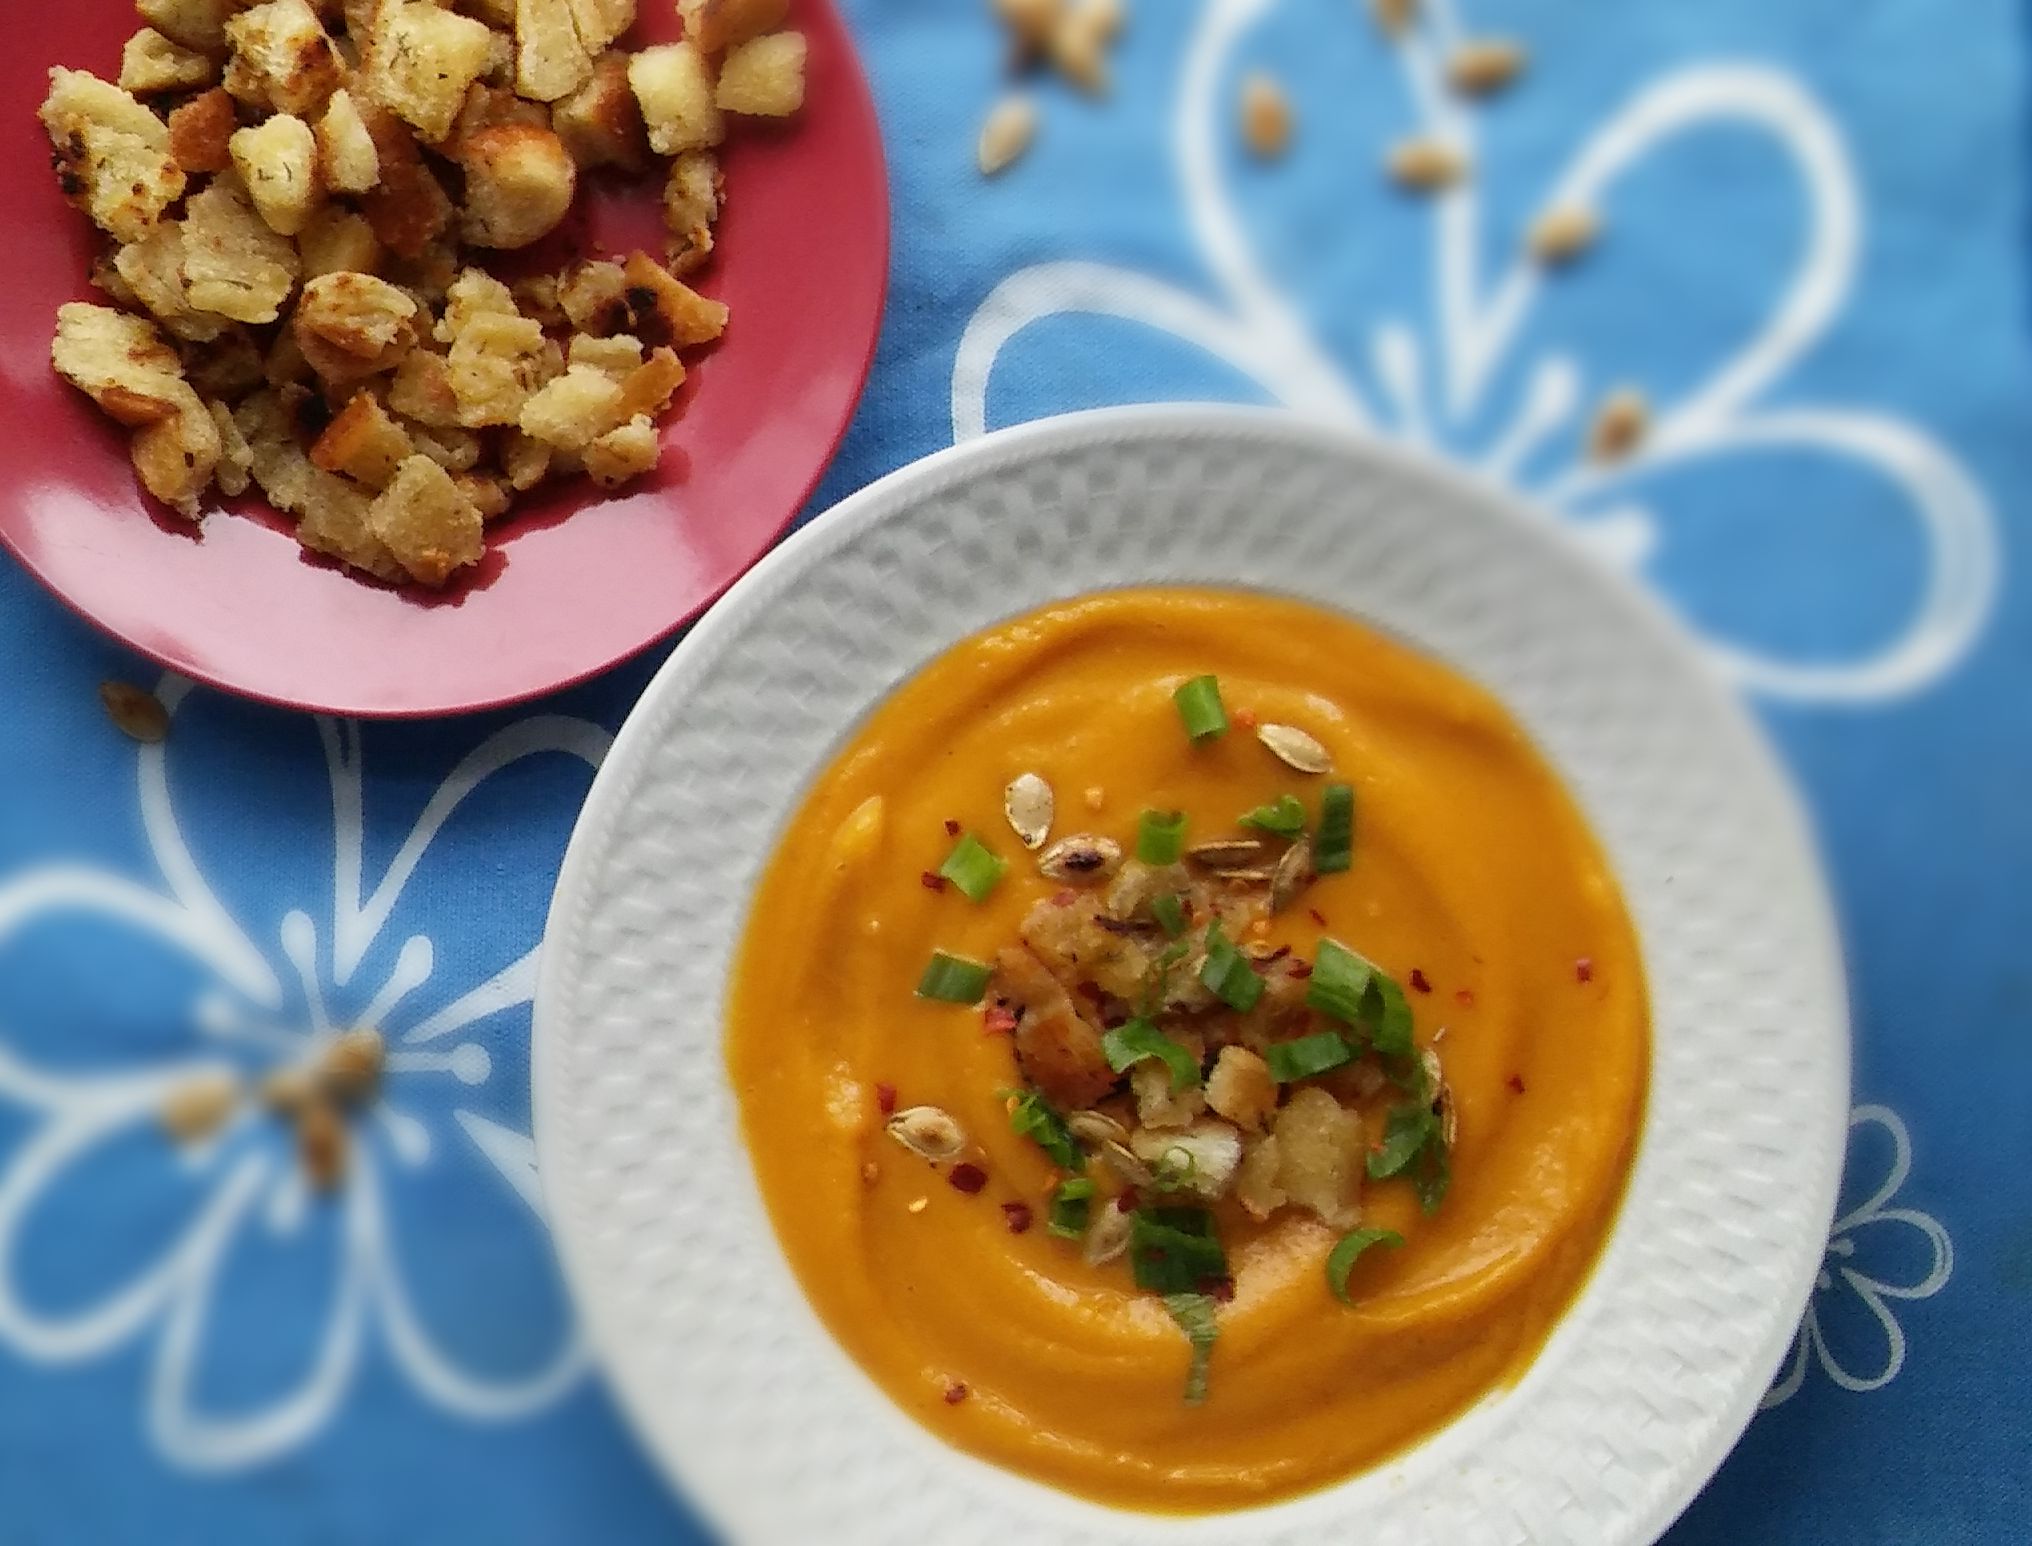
[1102,1019,1202,1091]
[1306,939,1415,1057]
[1006,1088,1085,1173]
[916,951,992,1004]
[1150,892,1188,938]
[1162,1291,1220,1405]
[1199,921,1265,1013]
[1174,676,1228,742]
[1325,1227,1405,1303]
[937,832,1007,902]
[1046,1177,1097,1238]
[1129,1206,1228,1294]
[1136,808,1189,864]
[1313,782,1355,873]
[1264,1030,1354,1083]
[1238,794,1307,838]
[1366,1102,1451,1213]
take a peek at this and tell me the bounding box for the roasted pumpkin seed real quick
[1003,771,1054,848]
[886,1106,968,1162]
[1257,722,1331,773]
[1038,833,1123,883]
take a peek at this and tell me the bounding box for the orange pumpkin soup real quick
[726,587,1647,1513]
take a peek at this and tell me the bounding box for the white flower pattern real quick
[0,675,608,1470]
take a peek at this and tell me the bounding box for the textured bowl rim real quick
[534,404,1851,1544]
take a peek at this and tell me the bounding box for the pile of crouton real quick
[41,0,806,587]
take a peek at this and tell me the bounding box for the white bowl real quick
[533,407,1849,1545]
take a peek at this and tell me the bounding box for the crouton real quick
[40,69,187,244]
[229,115,324,236]
[366,455,484,586]
[223,0,343,117]
[89,250,141,309]
[1131,1119,1243,1202]
[1234,1135,1287,1220]
[51,305,218,517]
[517,0,593,101]
[309,391,414,487]
[264,326,314,391]
[119,29,219,95]
[1205,1046,1277,1132]
[1131,1059,1207,1132]
[627,42,722,154]
[114,225,227,344]
[992,947,1118,1112]
[208,399,255,496]
[552,51,650,171]
[168,89,238,175]
[460,123,577,248]
[1270,1087,1363,1228]
[662,149,720,274]
[462,0,520,27]
[616,347,685,419]
[130,403,225,519]
[387,349,462,427]
[298,208,383,278]
[444,81,549,159]
[293,272,419,381]
[447,311,553,425]
[511,273,565,327]
[582,412,658,487]
[357,107,454,257]
[679,0,789,54]
[455,471,515,520]
[500,429,551,489]
[403,423,484,472]
[566,332,644,380]
[566,0,636,55]
[316,90,380,193]
[183,328,266,400]
[182,172,302,323]
[387,240,461,310]
[715,31,805,116]
[620,249,727,348]
[516,363,624,450]
[436,268,520,341]
[555,258,630,333]
[360,1,496,141]
[138,0,237,52]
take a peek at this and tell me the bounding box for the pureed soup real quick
[726,588,1648,1513]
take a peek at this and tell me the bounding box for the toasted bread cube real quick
[263,325,313,390]
[567,332,644,380]
[403,423,485,472]
[138,0,236,51]
[555,258,629,333]
[444,81,550,158]
[436,268,521,342]
[233,389,401,580]
[1270,1087,1362,1229]
[511,274,565,327]
[500,430,552,489]
[715,31,804,116]
[367,454,484,586]
[615,347,685,420]
[208,399,255,496]
[298,208,383,279]
[89,250,141,309]
[130,404,224,518]
[120,29,219,95]
[553,51,650,171]
[517,363,624,450]
[628,42,722,154]
[223,0,343,117]
[388,240,462,312]
[357,106,453,258]
[567,0,636,54]
[620,250,726,349]
[662,149,719,274]
[455,471,515,521]
[114,225,227,344]
[293,271,419,382]
[361,1,496,141]
[517,0,593,101]
[460,123,577,249]
[316,90,380,193]
[1131,1059,1206,1132]
[40,69,186,244]
[582,412,658,487]
[448,311,552,426]
[310,391,413,488]
[386,349,462,427]
[1205,1046,1277,1132]
[678,0,788,54]
[462,0,520,27]
[182,173,301,323]
[51,305,218,517]
[168,89,238,175]
[1234,1134,1287,1221]
[229,115,323,236]
[182,328,265,400]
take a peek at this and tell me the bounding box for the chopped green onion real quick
[1006,1088,1085,1172]
[1162,1292,1220,1404]
[1198,921,1264,1013]
[937,832,1007,902]
[916,951,992,1004]
[1150,1143,1200,1192]
[1238,794,1307,838]
[1150,892,1188,938]
[1367,973,1415,1058]
[1136,808,1189,864]
[1264,1030,1354,1083]
[1313,782,1355,873]
[1102,1020,1202,1091]
[1306,939,1415,1057]
[1129,1206,1228,1294]
[1174,676,1228,742]
[1367,1102,1451,1213]
[1325,1228,1405,1303]
[1046,1177,1097,1237]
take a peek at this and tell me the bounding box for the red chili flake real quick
[874,1082,898,1116]
[1575,957,1595,983]
[1288,960,1313,979]
[1052,888,1078,908]
[1115,1187,1141,1213]
[1307,908,1328,927]
[920,871,948,892]
[943,818,962,836]
[1507,1074,1527,1094]
[1263,944,1292,965]
[1409,968,1432,994]
[1455,988,1476,1007]
[948,1163,988,1195]
[1233,708,1259,730]
[1001,1202,1034,1234]
[1200,1275,1236,1303]
[943,1381,969,1405]
[982,1004,1018,1037]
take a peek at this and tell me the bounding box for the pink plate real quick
[0,2,887,717]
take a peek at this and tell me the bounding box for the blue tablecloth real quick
[1,1,2025,1541]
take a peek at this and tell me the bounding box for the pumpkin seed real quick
[1370,0,1417,35]
[1186,836,1271,872]
[320,1027,384,1103]
[1422,1048,1458,1146]
[1527,205,1599,266]
[978,95,1036,177]
[1003,771,1054,849]
[1385,136,1467,192]
[1257,722,1331,773]
[1067,1109,1129,1147]
[100,680,169,743]
[1038,833,1123,883]
[1083,1198,1134,1265]
[1240,72,1291,159]
[1100,1139,1154,1188]
[1270,837,1314,913]
[886,1106,967,1162]
[1588,387,1648,463]
[1446,38,1526,96]
[160,1071,239,1144]
[298,1098,347,1190]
